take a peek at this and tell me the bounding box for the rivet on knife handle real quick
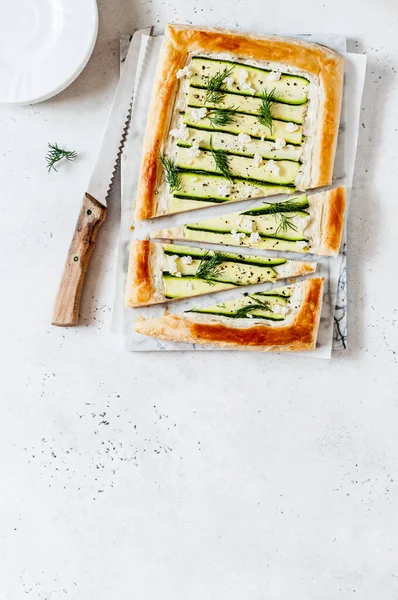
[52,193,107,327]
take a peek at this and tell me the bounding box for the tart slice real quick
[125,241,316,307]
[135,278,324,352]
[135,24,344,219]
[152,187,346,257]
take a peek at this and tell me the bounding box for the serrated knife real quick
[52,27,153,326]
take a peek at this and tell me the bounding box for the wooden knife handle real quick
[52,193,107,327]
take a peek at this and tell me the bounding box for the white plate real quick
[0,0,98,105]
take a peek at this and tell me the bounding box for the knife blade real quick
[52,27,153,327]
[87,27,153,204]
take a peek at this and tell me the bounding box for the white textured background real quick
[1,1,398,598]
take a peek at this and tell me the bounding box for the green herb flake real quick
[235,295,272,318]
[205,66,235,105]
[206,105,238,128]
[209,136,233,181]
[159,153,181,193]
[46,143,77,173]
[194,251,230,285]
[257,88,277,133]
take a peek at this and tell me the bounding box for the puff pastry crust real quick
[135,24,344,220]
[125,240,154,307]
[135,277,324,352]
[124,240,317,307]
[151,186,346,258]
[316,186,346,256]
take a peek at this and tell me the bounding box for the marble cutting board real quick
[112,32,366,356]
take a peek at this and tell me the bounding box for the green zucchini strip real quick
[177,128,302,162]
[163,245,287,267]
[186,87,306,124]
[184,226,306,243]
[176,148,300,186]
[190,57,309,106]
[183,107,303,145]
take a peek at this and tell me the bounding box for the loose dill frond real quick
[205,66,234,104]
[206,105,238,128]
[209,136,233,181]
[234,295,272,319]
[194,251,230,284]
[159,153,181,193]
[46,143,77,173]
[257,88,277,132]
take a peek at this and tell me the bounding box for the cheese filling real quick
[152,193,330,256]
[158,243,316,302]
[187,281,305,326]
[155,51,318,216]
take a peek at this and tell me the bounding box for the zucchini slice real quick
[189,292,288,320]
[173,172,293,203]
[170,197,221,212]
[185,210,307,240]
[181,228,308,253]
[255,290,291,300]
[183,107,303,144]
[159,248,309,300]
[163,275,231,299]
[242,194,310,215]
[176,147,300,186]
[187,87,306,124]
[163,261,278,286]
[178,128,302,162]
[164,244,287,266]
[190,57,309,105]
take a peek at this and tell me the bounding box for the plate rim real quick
[0,0,99,106]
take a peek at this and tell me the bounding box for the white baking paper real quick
[113,33,366,358]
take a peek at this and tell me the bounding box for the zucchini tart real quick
[135,277,324,352]
[125,241,316,307]
[135,24,344,219]
[152,187,346,257]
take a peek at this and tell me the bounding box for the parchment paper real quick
[113,33,366,358]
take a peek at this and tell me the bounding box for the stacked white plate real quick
[0,0,98,105]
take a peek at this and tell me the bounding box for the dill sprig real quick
[243,198,303,236]
[206,105,238,128]
[257,88,277,133]
[46,143,77,173]
[255,200,300,214]
[243,199,301,235]
[205,66,234,104]
[194,251,230,285]
[159,153,181,193]
[209,136,233,181]
[235,295,272,319]
[242,199,308,216]
[274,213,299,236]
